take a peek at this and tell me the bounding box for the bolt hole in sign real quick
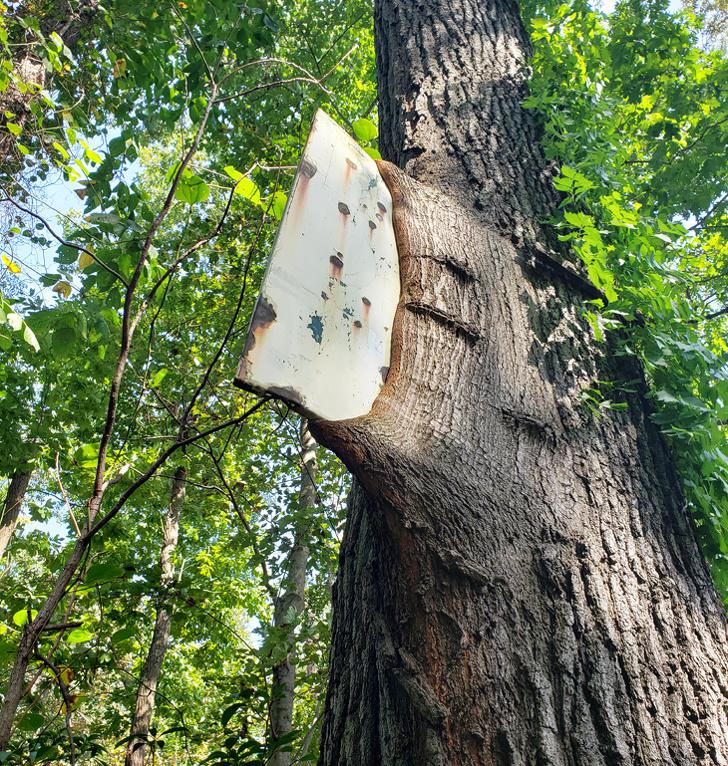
[235,110,400,421]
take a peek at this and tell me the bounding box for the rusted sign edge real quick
[232,118,318,416]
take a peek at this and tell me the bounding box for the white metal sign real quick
[235,110,400,421]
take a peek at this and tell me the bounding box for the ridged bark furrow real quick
[375,0,560,249]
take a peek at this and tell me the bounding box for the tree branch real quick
[0,191,128,286]
[33,652,76,765]
[85,398,269,539]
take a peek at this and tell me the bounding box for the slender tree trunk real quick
[125,465,186,766]
[0,471,31,558]
[269,419,318,766]
[313,1,728,764]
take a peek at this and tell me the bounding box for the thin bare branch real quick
[54,452,81,537]
[181,203,267,422]
[0,191,128,286]
[85,398,269,539]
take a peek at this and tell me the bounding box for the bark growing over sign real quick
[313,0,728,763]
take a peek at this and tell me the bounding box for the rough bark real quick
[0,471,32,559]
[269,419,318,766]
[125,465,186,766]
[313,1,728,764]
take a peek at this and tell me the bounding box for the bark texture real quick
[269,419,318,766]
[0,471,31,559]
[125,465,186,766]
[313,1,728,764]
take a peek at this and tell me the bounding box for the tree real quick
[312,0,728,762]
[0,472,31,559]
[0,0,373,753]
[0,0,97,167]
[269,419,318,766]
[1,0,725,760]
[125,459,186,766]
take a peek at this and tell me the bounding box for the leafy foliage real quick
[0,0,726,762]
[525,0,728,594]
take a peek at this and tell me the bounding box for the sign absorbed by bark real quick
[235,110,400,421]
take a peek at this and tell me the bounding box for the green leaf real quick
[22,324,39,352]
[364,146,382,160]
[564,211,594,229]
[221,701,246,727]
[52,325,76,355]
[73,443,99,470]
[84,147,103,164]
[352,118,378,142]
[17,712,44,732]
[269,191,287,220]
[270,729,301,749]
[53,141,70,160]
[151,367,168,387]
[232,176,261,206]
[66,628,94,644]
[175,171,210,205]
[223,165,243,182]
[85,562,126,585]
[12,608,37,627]
[111,626,136,643]
[585,310,604,343]
[5,122,21,137]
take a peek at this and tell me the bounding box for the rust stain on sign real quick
[235,109,400,421]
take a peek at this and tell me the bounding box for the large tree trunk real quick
[269,419,318,766]
[0,471,32,559]
[313,1,728,764]
[125,465,186,766]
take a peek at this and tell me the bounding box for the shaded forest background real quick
[0,0,726,762]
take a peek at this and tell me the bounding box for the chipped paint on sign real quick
[235,109,400,421]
